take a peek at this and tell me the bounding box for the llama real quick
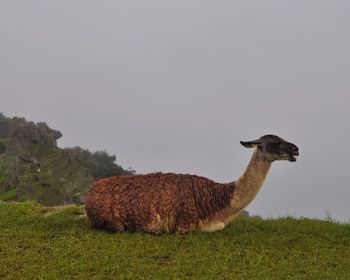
[85,135,299,234]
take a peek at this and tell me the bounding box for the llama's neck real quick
[231,149,271,212]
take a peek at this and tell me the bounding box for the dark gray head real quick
[240,134,299,162]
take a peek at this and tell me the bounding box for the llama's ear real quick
[240,141,261,148]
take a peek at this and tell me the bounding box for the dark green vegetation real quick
[1,202,349,279]
[0,113,133,205]
[65,146,133,180]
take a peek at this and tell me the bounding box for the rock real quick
[30,164,40,173]
[52,129,63,141]
[20,156,32,163]
[59,177,67,183]
[30,157,40,165]
[21,156,40,165]
[0,115,63,148]
[41,182,51,188]
[37,122,63,141]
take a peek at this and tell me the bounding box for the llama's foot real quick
[200,222,226,232]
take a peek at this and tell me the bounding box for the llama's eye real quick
[274,142,282,146]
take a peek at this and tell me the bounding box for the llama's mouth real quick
[288,155,297,162]
[288,151,299,162]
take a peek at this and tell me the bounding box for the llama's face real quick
[240,135,299,162]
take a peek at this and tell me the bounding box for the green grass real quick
[0,188,17,201]
[0,202,349,279]
[0,173,4,183]
[0,163,6,183]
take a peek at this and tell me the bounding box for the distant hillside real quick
[0,113,133,205]
[0,201,349,279]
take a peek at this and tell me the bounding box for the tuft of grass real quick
[0,202,349,279]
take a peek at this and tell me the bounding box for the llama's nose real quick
[292,146,299,155]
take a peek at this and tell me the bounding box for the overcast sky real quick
[1,1,349,221]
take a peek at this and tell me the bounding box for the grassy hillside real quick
[0,202,349,279]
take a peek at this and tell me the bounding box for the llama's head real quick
[240,134,299,162]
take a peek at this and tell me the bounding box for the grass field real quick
[0,201,349,279]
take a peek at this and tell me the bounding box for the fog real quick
[1,1,349,220]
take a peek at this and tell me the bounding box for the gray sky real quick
[1,1,350,221]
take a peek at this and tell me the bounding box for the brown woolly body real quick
[85,135,299,234]
[85,173,235,234]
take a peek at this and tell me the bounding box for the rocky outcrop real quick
[0,113,62,148]
[0,113,90,205]
[0,113,132,205]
